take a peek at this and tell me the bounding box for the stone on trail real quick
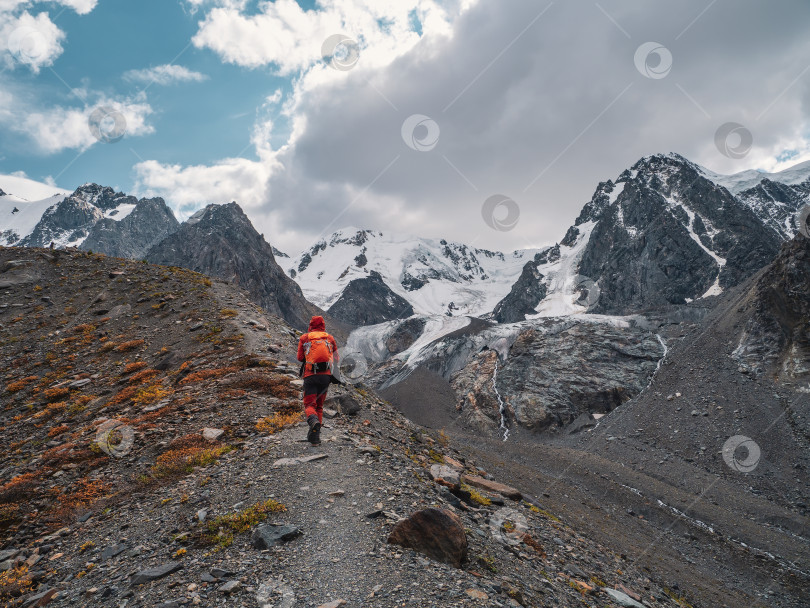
[130,561,183,586]
[605,588,646,607]
[251,524,302,549]
[387,507,468,567]
[316,600,347,608]
[273,453,328,466]
[461,474,521,500]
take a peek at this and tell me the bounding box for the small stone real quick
[465,589,489,600]
[273,454,328,467]
[605,588,646,608]
[251,524,302,549]
[316,600,346,608]
[202,427,224,441]
[130,561,183,586]
[219,580,241,594]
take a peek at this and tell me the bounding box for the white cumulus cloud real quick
[1,11,65,73]
[123,64,208,86]
[0,90,155,153]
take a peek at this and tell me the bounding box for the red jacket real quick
[297,316,338,377]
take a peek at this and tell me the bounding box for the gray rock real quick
[100,543,128,561]
[202,427,224,441]
[129,561,183,586]
[219,580,241,594]
[328,394,362,416]
[273,454,328,467]
[251,524,302,549]
[604,588,646,608]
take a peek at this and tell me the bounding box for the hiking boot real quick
[306,415,321,445]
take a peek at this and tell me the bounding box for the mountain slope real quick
[327,270,414,326]
[144,203,323,330]
[0,247,704,608]
[736,178,810,240]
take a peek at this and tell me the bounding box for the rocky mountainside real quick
[347,314,669,436]
[327,270,414,326]
[144,203,324,331]
[79,196,180,260]
[736,178,810,240]
[493,153,791,321]
[0,246,711,608]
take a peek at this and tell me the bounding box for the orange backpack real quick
[304,331,334,373]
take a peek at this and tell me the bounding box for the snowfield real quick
[282,227,543,317]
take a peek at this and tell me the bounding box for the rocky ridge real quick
[144,203,325,331]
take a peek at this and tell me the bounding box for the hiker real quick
[297,315,338,445]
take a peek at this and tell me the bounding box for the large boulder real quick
[387,508,467,567]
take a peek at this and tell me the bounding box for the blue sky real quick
[1,0,293,192]
[1,1,809,255]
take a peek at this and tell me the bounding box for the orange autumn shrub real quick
[123,362,148,374]
[43,387,70,403]
[179,366,238,386]
[128,369,159,385]
[5,376,38,393]
[116,340,145,352]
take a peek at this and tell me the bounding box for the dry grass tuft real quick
[179,366,238,386]
[116,339,145,352]
[256,411,303,434]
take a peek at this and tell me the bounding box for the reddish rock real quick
[387,508,468,567]
[461,474,522,500]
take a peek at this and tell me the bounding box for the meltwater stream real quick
[493,359,509,441]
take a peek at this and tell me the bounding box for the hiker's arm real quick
[329,336,339,359]
[296,335,306,362]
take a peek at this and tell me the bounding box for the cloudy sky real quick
[2,0,809,255]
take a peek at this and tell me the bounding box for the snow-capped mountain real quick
[699,159,810,194]
[0,175,71,247]
[282,228,541,318]
[0,177,179,259]
[493,153,810,319]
